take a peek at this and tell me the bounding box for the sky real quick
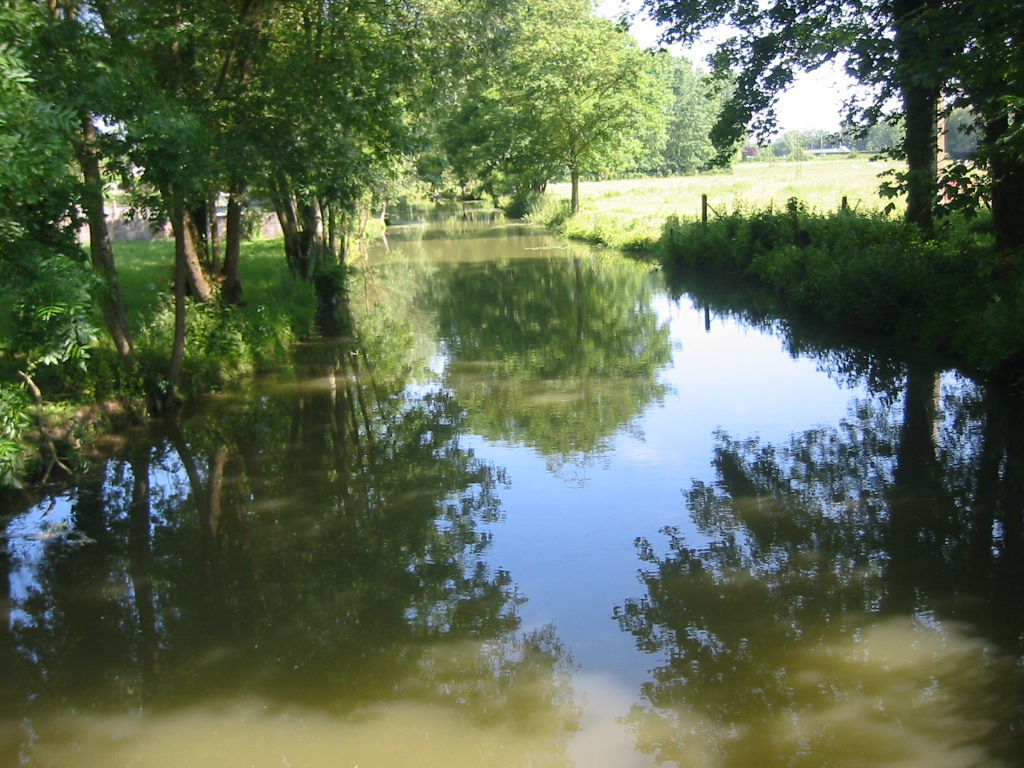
[601,0,855,134]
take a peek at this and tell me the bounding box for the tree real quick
[458,0,667,211]
[641,0,950,232]
[501,0,668,213]
[641,51,719,176]
[25,1,139,371]
[1,1,103,479]
[929,1,1024,250]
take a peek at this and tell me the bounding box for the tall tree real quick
[641,0,949,232]
[501,0,669,213]
[15,1,138,370]
[642,51,719,176]
[930,0,1024,251]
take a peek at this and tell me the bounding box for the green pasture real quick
[542,157,904,250]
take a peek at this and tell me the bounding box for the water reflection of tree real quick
[615,379,1024,767]
[663,263,910,394]
[428,254,672,477]
[4,303,579,763]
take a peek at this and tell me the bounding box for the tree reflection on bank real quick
[1,302,580,767]
[616,345,1024,766]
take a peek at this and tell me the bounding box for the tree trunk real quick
[323,200,339,263]
[207,194,222,273]
[166,201,189,398]
[77,113,136,370]
[193,198,211,267]
[182,206,215,301]
[900,82,939,232]
[570,166,580,214]
[986,112,1024,251]
[298,197,323,278]
[271,182,303,273]
[222,187,245,305]
[893,0,941,233]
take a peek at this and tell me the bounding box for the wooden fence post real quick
[702,194,708,225]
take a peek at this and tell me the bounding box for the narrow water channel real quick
[2,205,1022,767]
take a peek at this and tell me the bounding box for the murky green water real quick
[3,206,1022,767]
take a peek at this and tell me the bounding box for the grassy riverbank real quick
[1,238,317,488]
[112,238,316,399]
[533,159,1024,387]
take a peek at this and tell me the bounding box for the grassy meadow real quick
[542,156,904,250]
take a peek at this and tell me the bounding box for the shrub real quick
[660,200,1024,384]
[0,381,31,488]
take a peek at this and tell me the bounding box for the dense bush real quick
[661,201,1024,385]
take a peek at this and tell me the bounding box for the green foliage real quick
[313,262,353,308]
[560,212,664,252]
[638,52,720,176]
[661,201,1024,383]
[0,380,31,488]
[526,194,573,228]
[432,0,670,209]
[9,254,101,371]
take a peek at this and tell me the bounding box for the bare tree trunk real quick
[77,113,135,370]
[893,0,943,234]
[271,181,303,273]
[987,111,1024,251]
[166,201,189,398]
[298,197,323,278]
[570,166,580,214]
[182,206,215,301]
[222,187,245,305]
[900,82,939,232]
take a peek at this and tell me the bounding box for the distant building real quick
[806,145,852,155]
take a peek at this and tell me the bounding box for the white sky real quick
[601,0,854,134]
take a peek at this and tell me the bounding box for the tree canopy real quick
[0,0,723,486]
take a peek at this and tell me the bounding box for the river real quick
[2,205,1022,767]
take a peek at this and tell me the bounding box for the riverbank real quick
[530,163,1024,389]
[1,237,318,491]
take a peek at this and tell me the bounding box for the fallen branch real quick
[17,370,73,485]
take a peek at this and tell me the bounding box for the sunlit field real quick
[552,157,901,217]
[543,156,905,250]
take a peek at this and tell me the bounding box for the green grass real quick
[540,157,904,250]
[113,238,313,331]
[109,237,317,400]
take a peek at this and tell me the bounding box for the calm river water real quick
[2,206,1023,767]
